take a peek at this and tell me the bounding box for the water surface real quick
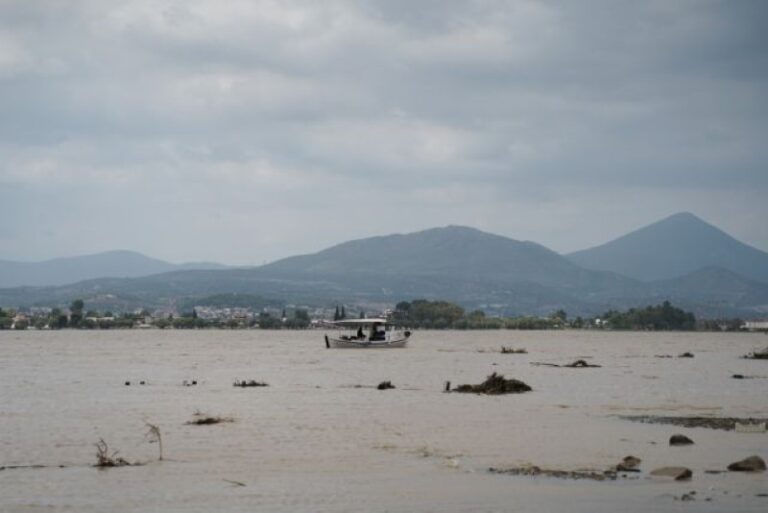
[1,330,766,512]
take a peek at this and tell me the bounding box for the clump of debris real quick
[94,439,132,468]
[500,346,527,354]
[186,412,235,426]
[452,373,532,395]
[233,380,269,388]
[489,464,618,481]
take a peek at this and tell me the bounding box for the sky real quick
[1,0,767,265]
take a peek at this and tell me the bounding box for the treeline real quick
[392,300,564,330]
[598,301,696,330]
[391,299,703,331]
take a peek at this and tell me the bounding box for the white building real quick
[742,320,768,331]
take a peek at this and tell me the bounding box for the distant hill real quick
[0,250,230,288]
[567,212,768,283]
[589,266,768,318]
[643,267,768,311]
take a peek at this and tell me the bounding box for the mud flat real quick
[1,329,767,513]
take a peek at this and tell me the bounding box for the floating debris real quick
[678,352,694,358]
[186,413,234,426]
[233,380,269,388]
[182,380,198,387]
[489,464,618,481]
[500,346,527,354]
[94,439,132,468]
[675,491,697,501]
[530,359,601,368]
[616,455,642,472]
[452,373,531,395]
[621,415,768,431]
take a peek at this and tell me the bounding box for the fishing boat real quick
[324,318,411,348]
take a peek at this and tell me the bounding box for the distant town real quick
[1,299,765,332]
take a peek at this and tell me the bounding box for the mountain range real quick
[0,251,229,288]
[1,213,767,318]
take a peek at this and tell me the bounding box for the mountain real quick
[0,227,635,316]
[567,212,768,283]
[0,250,230,288]
[3,223,768,318]
[262,225,629,291]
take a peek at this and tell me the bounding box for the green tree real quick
[285,309,310,329]
[69,299,85,327]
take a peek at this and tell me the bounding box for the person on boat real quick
[356,326,364,340]
[371,322,385,341]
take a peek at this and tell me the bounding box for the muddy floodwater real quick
[1,330,767,512]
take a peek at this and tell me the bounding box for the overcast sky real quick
[1,0,767,265]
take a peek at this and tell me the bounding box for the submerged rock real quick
[670,434,694,446]
[727,455,766,472]
[453,373,532,395]
[650,466,693,481]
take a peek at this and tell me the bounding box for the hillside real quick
[0,250,230,288]
[567,212,768,283]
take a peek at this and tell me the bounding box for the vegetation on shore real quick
[0,297,754,332]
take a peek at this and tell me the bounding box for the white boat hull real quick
[325,335,409,349]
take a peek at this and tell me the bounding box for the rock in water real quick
[650,467,693,481]
[670,434,694,446]
[727,455,766,472]
[616,455,641,471]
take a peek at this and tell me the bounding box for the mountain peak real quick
[567,213,768,283]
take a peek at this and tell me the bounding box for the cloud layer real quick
[2,0,767,263]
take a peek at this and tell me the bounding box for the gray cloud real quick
[1,0,767,263]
